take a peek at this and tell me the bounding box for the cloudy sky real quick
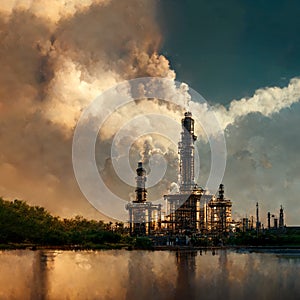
[158,1,300,224]
[159,0,300,104]
[158,0,300,224]
[0,0,299,225]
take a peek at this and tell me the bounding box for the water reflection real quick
[174,250,196,300]
[126,251,155,300]
[31,251,57,300]
[218,250,229,300]
[31,251,48,300]
[0,249,300,299]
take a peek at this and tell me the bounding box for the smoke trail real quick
[0,0,175,218]
[213,77,300,129]
[1,0,299,221]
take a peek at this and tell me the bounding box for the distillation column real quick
[134,162,147,203]
[126,162,162,235]
[127,162,148,235]
[279,205,284,228]
[178,112,197,192]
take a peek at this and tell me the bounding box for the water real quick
[0,249,299,300]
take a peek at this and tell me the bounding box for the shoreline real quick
[1,243,300,253]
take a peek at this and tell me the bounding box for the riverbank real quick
[153,244,300,254]
[0,243,131,251]
[2,242,300,254]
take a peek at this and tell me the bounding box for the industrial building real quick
[126,162,161,235]
[208,184,232,235]
[163,112,204,234]
[126,111,233,236]
[123,112,297,243]
[267,205,285,230]
[163,112,232,235]
[238,203,285,232]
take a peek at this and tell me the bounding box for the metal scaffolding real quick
[126,111,234,237]
[178,112,197,192]
[208,184,232,235]
[126,162,161,236]
[163,112,206,234]
[164,188,202,234]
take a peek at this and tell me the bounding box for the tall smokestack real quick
[279,205,284,228]
[134,162,147,203]
[179,112,197,192]
[274,218,278,229]
[267,212,271,230]
[256,202,260,233]
[218,184,225,200]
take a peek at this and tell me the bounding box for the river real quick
[0,249,299,299]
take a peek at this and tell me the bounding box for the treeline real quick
[0,198,126,247]
[228,230,300,246]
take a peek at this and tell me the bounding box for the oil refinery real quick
[126,111,287,240]
[126,111,233,237]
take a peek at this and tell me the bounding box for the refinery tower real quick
[178,112,197,192]
[163,112,203,233]
[126,162,161,236]
[127,111,232,236]
[164,111,232,235]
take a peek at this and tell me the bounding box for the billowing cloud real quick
[0,0,299,225]
[191,78,300,224]
[222,101,300,225]
[213,77,300,129]
[0,0,110,23]
[0,0,175,219]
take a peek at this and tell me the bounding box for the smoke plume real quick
[0,0,174,218]
[1,0,300,223]
[213,77,300,129]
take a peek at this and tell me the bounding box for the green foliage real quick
[121,235,134,244]
[0,197,123,247]
[228,230,300,246]
[134,237,153,249]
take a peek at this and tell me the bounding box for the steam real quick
[189,77,300,131]
[0,0,110,23]
[0,0,175,218]
[0,0,299,222]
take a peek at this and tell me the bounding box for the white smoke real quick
[0,0,175,219]
[1,0,299,224]
[214,77,300,129]
[0,0,111,23]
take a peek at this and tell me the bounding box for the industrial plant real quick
[125,111,287,241]
[126,162,162,236]
[126,111,233,237]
